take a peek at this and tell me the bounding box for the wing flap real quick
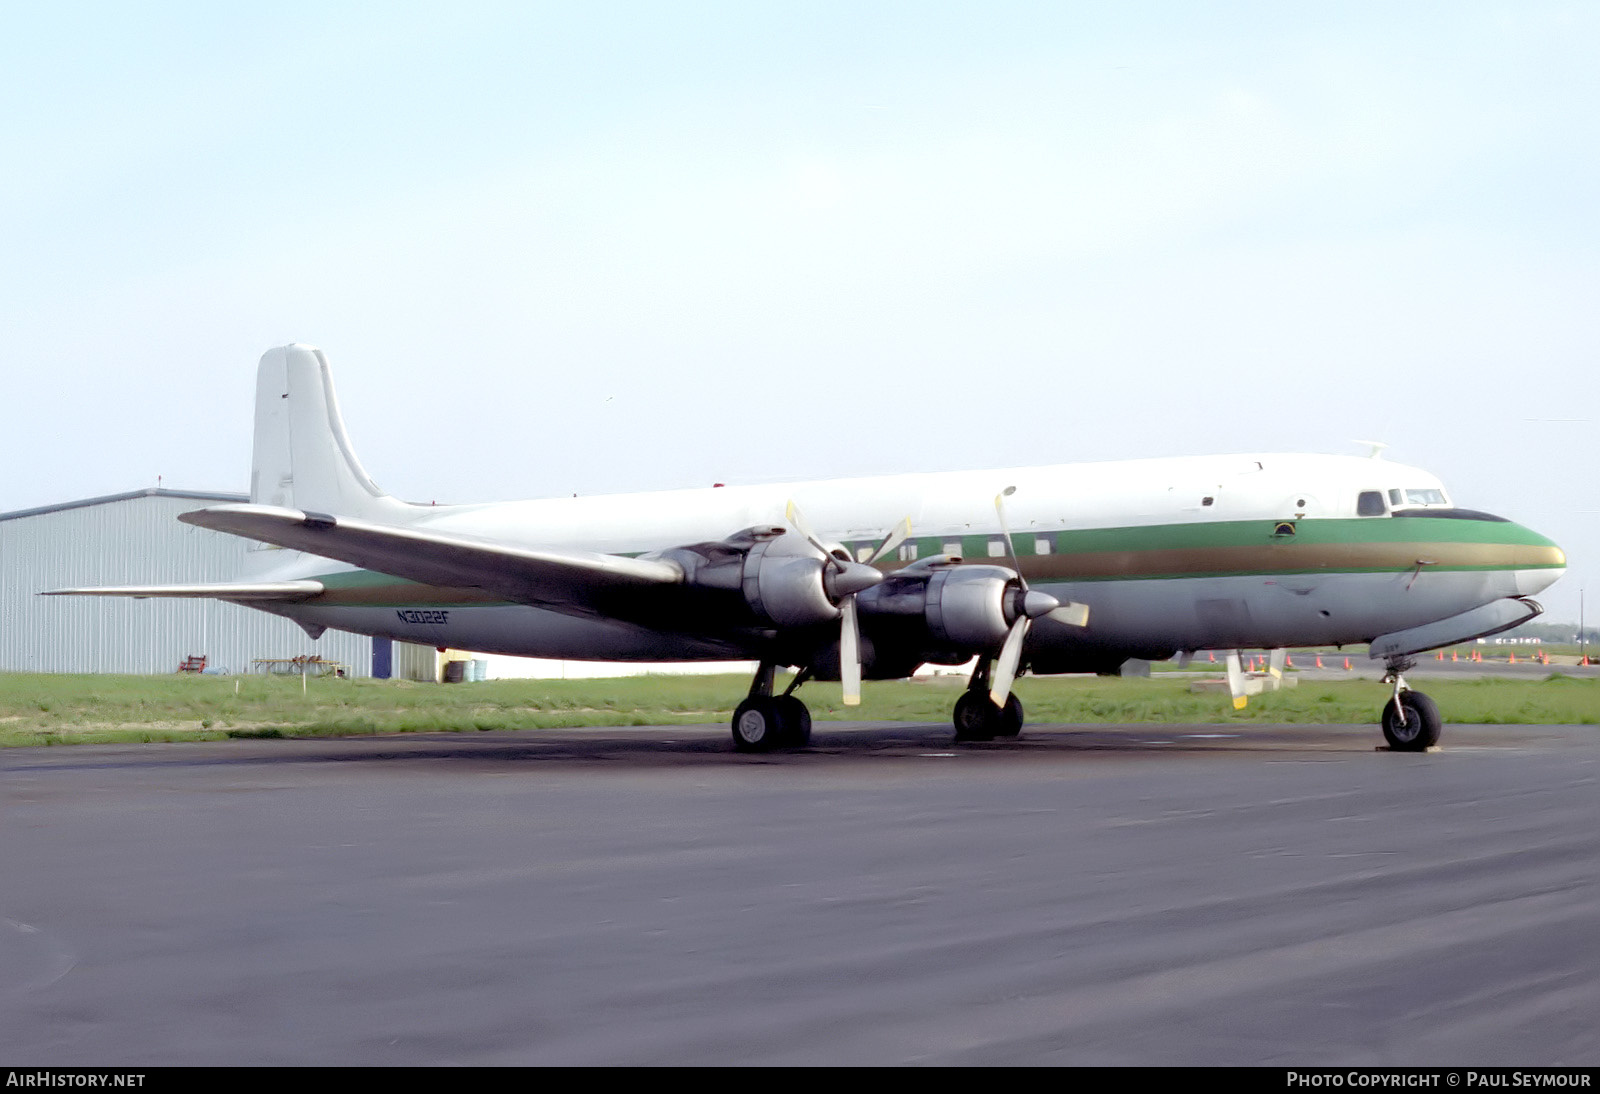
[178,504,684,613]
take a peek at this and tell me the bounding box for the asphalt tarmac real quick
[3,720,1597,1066]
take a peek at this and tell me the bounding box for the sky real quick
[3,1,1596,622]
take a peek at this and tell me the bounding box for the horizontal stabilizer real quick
[41,581,325,601]
[179,504,684,613]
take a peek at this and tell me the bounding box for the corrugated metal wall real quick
[0,491,370,675]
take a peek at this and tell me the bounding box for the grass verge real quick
[0,670,1594,748]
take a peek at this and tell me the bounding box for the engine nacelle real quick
[859,564,1021,650]
[741,532,840,627]
[924,565,1020,648]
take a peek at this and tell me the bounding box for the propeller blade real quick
[998,485,1091,630]
[840,595,862,706]
[1046,601,1090,628]
[1268,647,1287,682]
[842,515,910,706]
[988,616,1030,708]
[784,500,837,570]
[865,517,913,566]
[1225,650,1248,710]
[993,486,1024,587]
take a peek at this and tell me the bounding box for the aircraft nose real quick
[1508,523,1565,596]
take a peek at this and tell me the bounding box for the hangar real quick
[0,488,374,676]
[1,487,749,682]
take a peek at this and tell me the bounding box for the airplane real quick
[47,344,1566,753]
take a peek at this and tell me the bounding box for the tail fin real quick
[251,344,413,522]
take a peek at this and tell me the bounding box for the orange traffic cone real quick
[1451,649,1458,662]
[1344,657,1352,671]
[1315,654,1324,669]
[1436,650,1444,660]
[1509,650,1516,664]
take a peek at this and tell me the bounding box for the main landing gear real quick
[730,662,813,753]
[729,656,1034,751]
[1379,657,1442,751]
[951,658,1024,742]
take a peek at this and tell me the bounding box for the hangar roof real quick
[0,488,246,523]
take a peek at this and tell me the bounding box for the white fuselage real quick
[246,452,1565,666]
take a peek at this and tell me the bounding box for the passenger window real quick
[1357,491,1387,516]
[1034,535,1053,555]
[987,537,1007,558]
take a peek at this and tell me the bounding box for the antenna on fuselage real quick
[1351,439,1389,460]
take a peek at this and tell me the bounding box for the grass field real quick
[0,670,1595,748]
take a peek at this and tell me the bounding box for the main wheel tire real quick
[732,697,783,753]
[993,694,1024,738]
[775,695,811,748]
[953,690,998,742]
[1381,689,1442,751]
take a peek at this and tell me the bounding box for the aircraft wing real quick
[41,580,325,600]
[177,503,685,614]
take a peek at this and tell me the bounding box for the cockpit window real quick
[1388,489,1403,508]
[1391,507,1509,522]
[1404,488,1448,507]
[1357,491,1387,516]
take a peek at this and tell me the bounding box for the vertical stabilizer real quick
[251,345,411,522]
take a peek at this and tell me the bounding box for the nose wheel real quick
[1379,658,1441,751]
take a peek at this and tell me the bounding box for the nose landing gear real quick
[1379,657,1441,751]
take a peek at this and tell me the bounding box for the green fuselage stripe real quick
[303,516,1561,606]
[870,516,1561,582]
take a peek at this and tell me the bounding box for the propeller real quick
[988,486,1090,708]
[1225,650,1249,709]
[786,502,911,706]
